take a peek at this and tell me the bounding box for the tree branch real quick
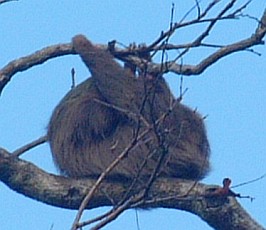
[0,0,18,5]
[148,9,266,75]
[0,43,74,94]
[1,9,265,95]
[1,5,266,229]
[0,149,264,230]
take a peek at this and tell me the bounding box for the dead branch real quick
[0,43,74,94]
[1,8,265,95]
[12,135,47,157]
[1,3,266,230]
[71,88,173,229]
[157,28,266,75]
[0,149,264,230]
[0,0,18,5]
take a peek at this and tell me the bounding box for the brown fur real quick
[47,35,210,181]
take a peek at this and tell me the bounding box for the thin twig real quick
[1,7,265,95]
[231,174,266,189]
[77,209,113,228]
[90,197,135,230]
[93,98,150,127]
[70,118,157,229]
[71,68,76,89]
[12,135,47,157]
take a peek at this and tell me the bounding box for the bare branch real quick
[147,11,266,75]
[194,0,237,44]
[0,0,18,5]
[1,2,266,230]
[90,197,135,230]
[0,149,264,230]
[71,90,173,228]
[12,135,47,157]
[1,7,265,95]
[70,132,140,230]
[232,173,266,189]
[0,43,74,94]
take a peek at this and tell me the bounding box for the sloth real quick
[47,35,210,183]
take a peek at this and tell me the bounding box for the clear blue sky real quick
[0,1,265,229]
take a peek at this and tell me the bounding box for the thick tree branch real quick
[1,5,266,229]
[0,149,264,230]
[1,9,265,95]
[0,43,74,94]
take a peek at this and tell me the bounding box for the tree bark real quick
[0,149,264,230]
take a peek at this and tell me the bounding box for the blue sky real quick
[0,1,265,229]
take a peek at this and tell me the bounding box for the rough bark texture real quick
[0,7,265,230]
[1,9,265,95]
[0,149,264,230]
